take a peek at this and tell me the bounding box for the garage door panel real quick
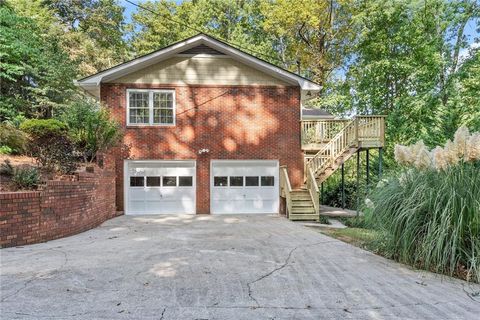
[211,160,279,214]
[126,161,196,215]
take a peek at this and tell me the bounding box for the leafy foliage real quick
[58,99,122,162]
[0,159,14,175]
[20,119,77,174]
[20,119,68,137]
[11,167,40,190]
[0,4,76,121]
[0,124,27,154]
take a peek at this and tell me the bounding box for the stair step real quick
[289,214,319,221]
[291,195,312,200]
[290,207,316,214]
[292,201,314,207]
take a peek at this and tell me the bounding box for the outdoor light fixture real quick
[198,148,210,154]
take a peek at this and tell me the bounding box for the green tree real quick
[35,0,130,75]
[129,0,279,65]
[0,4,76,121]
[261,0,357,86]
[342,0,479,155]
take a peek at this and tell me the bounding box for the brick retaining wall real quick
[0,159,118,248]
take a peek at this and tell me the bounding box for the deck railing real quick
[305,164,320,217]
[308,116,385,178]
[301,120,350,147]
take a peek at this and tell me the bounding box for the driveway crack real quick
[246,240,338,307]
[247,246,298,306]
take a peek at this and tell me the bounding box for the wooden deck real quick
[281,115,385,222]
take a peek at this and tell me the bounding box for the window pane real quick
[130,92,149,108]
[130,176,144,187]
[261,176,274,186]
[179,176,193,187]
[163,176,177,187]
[214,176,228,186]
[152,92,174,124]
[129,108,149,124]
[245,176,259,186]
[146,176,160,187]
[230,176,243,187]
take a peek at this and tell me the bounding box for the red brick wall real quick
[101,83,304,214]
[0,163,117,248]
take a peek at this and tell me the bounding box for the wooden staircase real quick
[280,116,385,221]
[289,189,318,221]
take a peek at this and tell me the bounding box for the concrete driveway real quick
[1,215,479,319]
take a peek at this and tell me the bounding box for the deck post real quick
[356,149,360,217]
[321,182,324,204]
[378,147,383,179]
[366,149,370,190]
[341,162,345,209]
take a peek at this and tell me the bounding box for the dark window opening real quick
[230,176,243,187]
[179,176,193,187]
[163,176,177,187]
[214,176,228,186]
[261,176,275,186]
[130,176,144,187]
[146,176,161,187]
[245,176,259,186]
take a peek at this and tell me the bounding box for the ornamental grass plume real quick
[394,126,480,170]
[466,132,480,162]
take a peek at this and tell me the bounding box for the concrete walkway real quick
[1,215,479,319]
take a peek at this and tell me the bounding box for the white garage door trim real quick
[210,160,279,214]
[124,160,196,215]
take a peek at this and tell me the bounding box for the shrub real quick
[58,100,121,162]
[0,145,13,155]
[0,159,14,175]
[0,124,27,154]
[365,127,480,282]
[20,118,77,174]
[20,119,67,137]
[11,167,40,190]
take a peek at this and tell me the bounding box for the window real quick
[127,90,175,125]
[146,176,160,187]
[153,92,174,124]
[261,176,275,186]
[229,176,243,187]
[214,176,228,186]
[129,92,149,124]
[179,176,193,187]
[245,176,259,186]
[130,176,144,187]
[163,176,177,187]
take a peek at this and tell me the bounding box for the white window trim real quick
[126,89,176,126]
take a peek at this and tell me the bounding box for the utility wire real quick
[123,0,296,68]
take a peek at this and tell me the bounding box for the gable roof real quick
[75,33,321,98]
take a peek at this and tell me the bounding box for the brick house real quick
[76,34,323,215]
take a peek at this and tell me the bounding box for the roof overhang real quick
[75,34,322,98]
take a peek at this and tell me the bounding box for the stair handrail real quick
[279,166,293,218]
[305,163,320,217]
[308,118,357,177]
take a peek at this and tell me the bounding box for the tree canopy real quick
[1,0,479,162]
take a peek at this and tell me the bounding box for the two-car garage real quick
[124,160,279,215]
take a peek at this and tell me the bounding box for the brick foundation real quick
[101,83,304,214]
[0,158,117,248]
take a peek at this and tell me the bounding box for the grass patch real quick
[321,227,376,247]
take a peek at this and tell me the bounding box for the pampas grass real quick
[366,126,480,282]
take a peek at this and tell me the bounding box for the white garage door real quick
[211,160,279,214]
[125,161,196,215]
